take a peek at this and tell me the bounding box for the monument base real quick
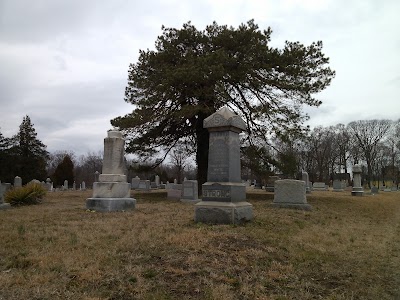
[92,182,131,198]
[272,202,312,211]
[351,191,364,196]
[194,201,253,224]
[86,198,136,212]
[351,187,364,197]
[180,198,201,204]
[202,182,246,202]
[0,203,11,210]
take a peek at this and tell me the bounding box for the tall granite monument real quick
[86,130,136,211]
[194,107,253,224]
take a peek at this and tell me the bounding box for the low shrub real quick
[4,183,46,206]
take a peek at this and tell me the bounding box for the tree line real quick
[242,119,400,188]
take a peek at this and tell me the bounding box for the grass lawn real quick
[0,189,399,299]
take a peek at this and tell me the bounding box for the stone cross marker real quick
[86,130,136,211]
[194,107,253,224]
[351,164,364,196]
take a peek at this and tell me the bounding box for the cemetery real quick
[1,110,399,299]
[0,1,399,296]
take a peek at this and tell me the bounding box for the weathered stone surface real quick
[181,180,199,202]
[14,176,22,188]
[92,182,131,198]
[332,180,346,192]
[194,201,253,224]
[195,107,253,224]
[86,130,135,212]
[137,180,150,191]
[101,130,126,176]
[202,182,246,202]
[312,182,328,191]
[0,181,11,209]
[99,174,127,182]
[370,186,379,194]
[131,176,140,189]
[273,179,311,210]
[86,198,136,212]
[351,164,364,196]
[301,172,311,194]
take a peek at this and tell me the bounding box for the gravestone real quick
[167,184,182,199]
[332,179,345,192]
[72,181,76,190]
[137,180,150,191]
[86,130,136,211]
[174,179,177,184]
[312,182,328,191]
[181,180,199,203]
[351,164,364,196]
[46,178,52,191]
[0,181,11,210]
[14,176,22,188]
[63,180,68,190]
[265,176,279,192]
[81,181,86,190]
[370,186,379,194]
[155,175,160,187]
[273,179,311,210]
[194,107,253,224]
[301,172,311,194]
[131,176,140,189]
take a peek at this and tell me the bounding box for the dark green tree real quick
[52,155,74,187]
[13,116,49,183]
[111,20,335,187]
[0,129,15,182]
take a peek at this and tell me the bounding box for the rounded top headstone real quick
[353,164,362,173]
[107,130,123,138]
[203,107,246,131]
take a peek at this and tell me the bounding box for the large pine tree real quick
[111,20,335,187]
[12,116,49,183]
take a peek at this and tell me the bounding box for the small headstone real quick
[137,180,150,191]
[183,177,187,182]
[351,164,364,196]
[391,186,398,191]
[72,181,76,190]
[14,176,22,188]
[265,176,279,192]
[174,179,177,184]
[273,179,311,210]
[64,180,68,190]
[332,180,345,192]
[0,181,11,209]
[150,181,158,189]
[370,186,379,194]
[155,175,160,187]
[131,176,140,189]
[81,181,86,190]
[180,180,199,203]
[312,182,328,191]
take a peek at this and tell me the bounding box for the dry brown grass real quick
[0,189,399,299]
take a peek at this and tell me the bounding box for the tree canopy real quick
[111,20,335,186]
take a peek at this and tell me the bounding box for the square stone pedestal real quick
[86,182,136,212]
[351,187,364,197]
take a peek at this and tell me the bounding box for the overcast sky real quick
[0,0,399,156]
